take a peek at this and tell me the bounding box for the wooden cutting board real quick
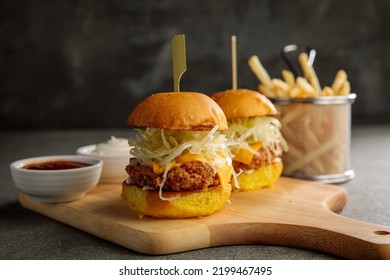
[19,177,390,259]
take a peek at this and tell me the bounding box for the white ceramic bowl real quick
[77,145,131,183]
[10,155,103,203]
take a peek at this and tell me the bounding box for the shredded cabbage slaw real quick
[226,116,289,155]
[128,126,232,200]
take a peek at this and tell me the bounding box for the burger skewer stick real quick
[231,35,237,90]
[171,34,187,92]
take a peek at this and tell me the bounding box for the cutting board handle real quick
[224,210,390,259]
[298,209,390,259]
[211,209,390,259]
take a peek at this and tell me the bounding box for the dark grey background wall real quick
[1,0,389,129]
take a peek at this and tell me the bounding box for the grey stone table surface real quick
[1,126,389,260]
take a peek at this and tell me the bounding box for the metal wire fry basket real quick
[273,94,356,183]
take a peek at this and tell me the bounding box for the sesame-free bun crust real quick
[211,88,278,119]
[234,161,283,191]
[121,183,231,219]
[127,92,228,131]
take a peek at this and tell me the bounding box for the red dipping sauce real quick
[23,160,92,170]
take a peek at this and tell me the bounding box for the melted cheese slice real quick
[216,163,233,192]
[232,142,263,165]
[152,153,207,174]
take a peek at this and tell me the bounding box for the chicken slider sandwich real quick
[211,88,288,191]
[122,92,233,218]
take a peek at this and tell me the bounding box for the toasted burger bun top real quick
[210,88,278,119]
[127,92,228,131]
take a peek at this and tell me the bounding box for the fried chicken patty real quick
[125,160,220,191]
[232,143,283,172]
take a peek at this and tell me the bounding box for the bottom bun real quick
[234,161,283,191]
[121,183,231,219]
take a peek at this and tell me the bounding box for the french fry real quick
[298,52,321,94]
[296,77,316,97]
[281,69,295,87]
[339,80,350,96]
[331,69,347,95]
[248,55,273,89]
[279,106,302,126]
[258,84,276,98]
[248,52,352,98]
[289,86,303,98]
[272,78,291,98]
[321,86,334,96]
[275,88,288,98]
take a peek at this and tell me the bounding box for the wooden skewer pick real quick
[231,35,237,90]
[171,34,187,92]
